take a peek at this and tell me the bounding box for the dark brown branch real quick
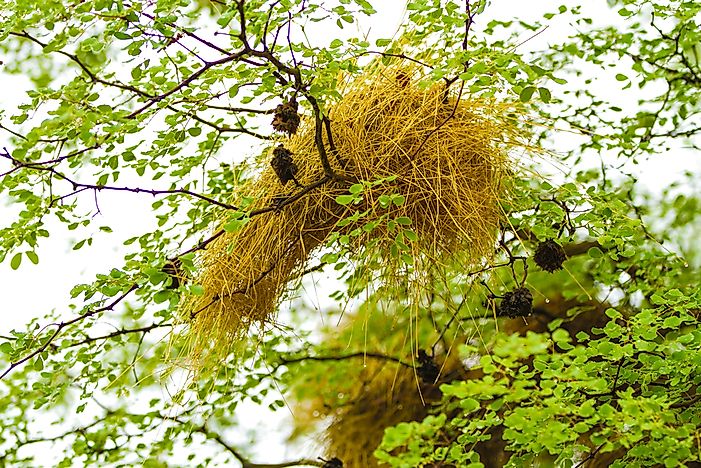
[353,51,432,69]
[277,351,413,369]
[172,106,272,140]
[127,49,250,118]
[183,419,324,468]
[203,104,276,114]
[175,175,332,260]
[0,143,101,178]
[670,394,701,409]
[11,31,154,99]
[2,150,240,211]
[574,442,606,468]
[68,322,172,348]
[0,284,139,381]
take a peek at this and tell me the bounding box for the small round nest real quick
[180,62,530,367]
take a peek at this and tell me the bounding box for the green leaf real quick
[26,251,39,265]
[618,8,632,16]
[0,342,13,354]
[519,86,536,102]
[588,247,603,258]
[223,213,250,232]
[335,194,356,205]
[538,87,551,103]
[403,230,418,242]
[349,183,364,195]
[10,253,22,270]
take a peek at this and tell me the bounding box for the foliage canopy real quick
[0,0,700,467]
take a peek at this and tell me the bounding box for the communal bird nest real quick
[180,62,532,368]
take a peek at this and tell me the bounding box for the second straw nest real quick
[181,64,528,366]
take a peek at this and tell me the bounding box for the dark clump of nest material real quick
[416,349,439,384]
[272,98,301,135]
[180,61,534,369]
[395,70,411,88]
[533,239,567,272]
[270,144,300,186]
[321,457,344,468]
[498,287,533,318]
[161,258,184,290]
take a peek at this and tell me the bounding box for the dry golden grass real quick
[179,61,531,370]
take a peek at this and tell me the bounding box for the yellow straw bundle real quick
[181,62,528,368]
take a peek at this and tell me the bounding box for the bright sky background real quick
[1,0,700,465]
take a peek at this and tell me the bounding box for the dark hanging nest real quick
[272,97,301,135]
[321,457,344,468]
[416,349,440,384]
[498,287,533,318]
[533,239,567,272]
[161,258,184,290]
[270,144,299,186]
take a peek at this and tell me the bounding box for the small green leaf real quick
[321,253,339,264]
[223,216,250,233]
[26,251,39,265]
[349,183,364,195]
[403,230,418,242]
[10,253,22,270]
[538,87,551,103]
[378,194,392,207]
[615,73,628,81]
[396,217,412,225]
[588,246,603,258]
[335,194,356,205]
[618,8,632,16]
[153,290,172,304]
[519,86,536,102]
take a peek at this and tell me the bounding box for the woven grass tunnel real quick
[180,63,529,367]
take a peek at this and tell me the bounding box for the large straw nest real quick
[181,62,529,368]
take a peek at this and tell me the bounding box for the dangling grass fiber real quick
[180,61,531,371]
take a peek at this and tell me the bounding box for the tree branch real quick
[276,351,413,370]
[0,284,138,381]
[68,322,172,348]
